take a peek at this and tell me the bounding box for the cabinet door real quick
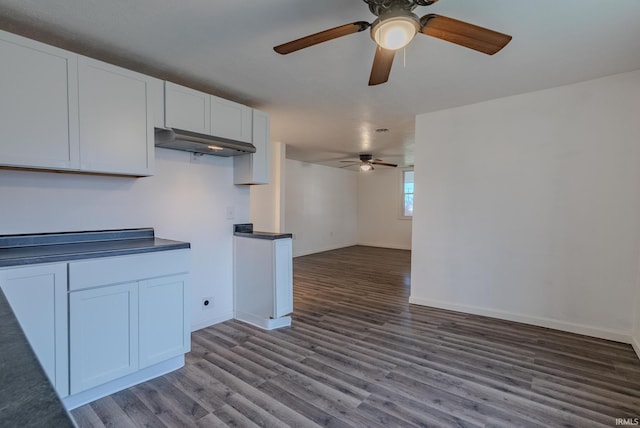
[69,282,138,394]
[78,57,154,176]
[139,274,190,368]
[210,95,252,143]
[0,263,69,397]
[273,238,293,318]
[234,109,270,185]
[165,82,210,134]
[0,30,79,170]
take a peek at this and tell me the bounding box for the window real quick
[401,169,414,218]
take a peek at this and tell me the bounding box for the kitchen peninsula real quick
[0,228,191,419]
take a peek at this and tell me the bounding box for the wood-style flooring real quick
[72,245,640,427]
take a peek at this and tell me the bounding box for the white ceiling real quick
[1,0,640,168]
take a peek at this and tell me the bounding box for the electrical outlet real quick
[202,297,214,310]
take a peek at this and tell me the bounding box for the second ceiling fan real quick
[274,0,512,86]
[340,154,398,171]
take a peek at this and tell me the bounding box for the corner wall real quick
[0,148,250,331]
[285,159,358,257]
[357,168,412,250]
[411,70,640,342]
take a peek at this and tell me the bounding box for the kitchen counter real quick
[233,223,292,240]
[0,289,76,427]
[0,228,190,267]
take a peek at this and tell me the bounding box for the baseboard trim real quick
[293,243,358,258]
[409,296,631,344]
[191,311,233,332]
[357,242,412,251]
[63,356,184,410]
[234,311,291,330]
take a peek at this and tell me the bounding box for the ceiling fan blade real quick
[339,160,360,162]
[371,161,398,167]
[369,47,395,86]
[420,14,512,55]
[339,163,360,168]
[274,21,370,55]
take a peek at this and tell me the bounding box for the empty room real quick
[1,1,640,427]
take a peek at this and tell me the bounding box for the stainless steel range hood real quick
[154,128,256,157]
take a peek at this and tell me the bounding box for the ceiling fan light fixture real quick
[360,163,373,172]
[371,13,420,50]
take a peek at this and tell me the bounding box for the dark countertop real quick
[234,231,293,240]
[233,223,292,240]
[0,228,190,268]
[0,289,76,427]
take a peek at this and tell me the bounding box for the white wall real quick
[0,148,249,331]
[411,70,640,342]
[285,159,358,257]
[357,168,412,250]
[250,141,285,233]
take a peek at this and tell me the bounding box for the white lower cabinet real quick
[139,274,189,368]
[234,237,293,329]
[0,263,69,397]
[69,282,139,394]
[67,250,190,397]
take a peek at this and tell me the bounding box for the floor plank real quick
[72,245,640,427]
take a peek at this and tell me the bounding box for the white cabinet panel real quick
[0,31,79,170]
[165,82,210,134]
[139,274,190,368]
[78,57,154,176]
[234,236,293,328]
[0,263,69,397]
[274,239,293,318]
[68,250,189,291]
[234,109,270,185]
[210,96,252,143]
[69,282,139,394]
[148,76,166,129]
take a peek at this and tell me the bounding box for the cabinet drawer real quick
[69,250,189,291]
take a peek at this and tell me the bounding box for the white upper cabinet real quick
[78,57,154,176]
[165,82,210,134]
[148,77,166,129]
[234,109,270,185]
[0,31,79,170]
[164,82,253,143]
[210,96,252,143]
[0,29,154,177]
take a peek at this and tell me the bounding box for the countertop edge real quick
[233,232,293,240]
[0,242,191,268]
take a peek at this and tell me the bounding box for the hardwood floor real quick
[72,245,640,427]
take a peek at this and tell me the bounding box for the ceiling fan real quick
[273,0,512,86]
[340,154,398,171]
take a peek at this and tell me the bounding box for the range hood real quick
[154,128,256,157]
